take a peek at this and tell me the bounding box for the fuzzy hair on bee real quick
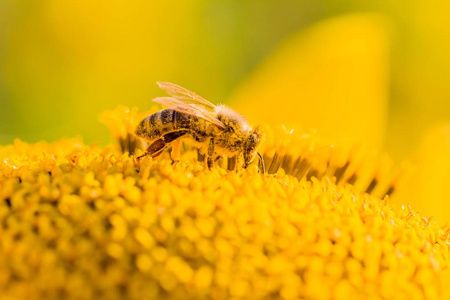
[135,82,265,173]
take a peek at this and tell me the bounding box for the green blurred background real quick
[1,1,450,157]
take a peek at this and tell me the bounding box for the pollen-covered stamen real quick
[101,106,409,198]
[346,173,358,184]
[99,105,155,155]
[334,161,350,183]
[267,151,283,174]
[293,157,312,179]
[365,177,378,194]
[118,134,140,155]
[384,185,395,197]
[1,115,450,299]
[380,162,414,198]
[260,127,409,199]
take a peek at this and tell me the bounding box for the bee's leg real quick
[257,152,266,174]
[227,156,236,171]
[137,131,187,160]
[170,139,182,165]
[235,155,244,173]
[207,138,215,169]
[197,149,205,162]
[137,139,167,160]
[163,131,187,164]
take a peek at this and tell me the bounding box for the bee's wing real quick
[156,82,216,111]
[153,97,225,129]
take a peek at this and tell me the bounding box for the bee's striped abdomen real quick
[135,109,199,141]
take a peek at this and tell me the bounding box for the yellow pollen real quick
[0,106,448,299]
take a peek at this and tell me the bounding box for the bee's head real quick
[243,126,264,170]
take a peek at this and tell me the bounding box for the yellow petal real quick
[385,0,450,161]
[396,123,450,224]
[229,14,390,149]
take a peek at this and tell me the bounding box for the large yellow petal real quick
[229,14,390,150]
[396,123,450,224]
[385,0,450,161]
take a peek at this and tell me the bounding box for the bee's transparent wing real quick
[153,97,225,129]
[156,82,216,111]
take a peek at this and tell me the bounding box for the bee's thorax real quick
[215,105,252,133]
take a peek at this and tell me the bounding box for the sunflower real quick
[1,8,450,300]
[1,103,450,299]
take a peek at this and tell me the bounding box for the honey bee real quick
[135,82,265,172]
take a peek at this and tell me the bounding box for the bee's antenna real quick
[257,152,265,174]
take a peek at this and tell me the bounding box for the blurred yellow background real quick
[1,1,449,221]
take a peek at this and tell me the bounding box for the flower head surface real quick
[1,113,449,299]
